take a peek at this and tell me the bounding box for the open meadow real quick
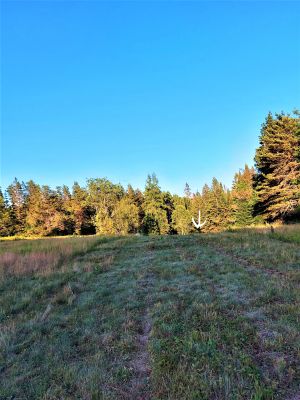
[0,226,300,400]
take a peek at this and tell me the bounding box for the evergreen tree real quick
[210,178,233,230]
[162,191,174,231]
[43,186,67,235]
[254,112,300,220]
[232,165,257,226]
[7,178,27,234]
[0,189,14,236]
[25,181,42,234]
[56,185,74,234]
[126,185,144,228]
[142,174,169,234]
[172,195,192,235]
[25,182,66,236]
[184,183,192,199]
[192,179,233,232]
[189,188,206,232]
[4,116,299,239]
[70,182,94,235]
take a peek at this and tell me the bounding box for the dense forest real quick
[1,111,299,237]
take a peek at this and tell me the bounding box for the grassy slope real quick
[0,231,299,399]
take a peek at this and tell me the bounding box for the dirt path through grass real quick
[128,269,154,399]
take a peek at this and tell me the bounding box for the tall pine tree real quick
[0,189,14,236]
[232,165,257,226]
[142,174,169,234]
[254,112,300,221]
[6,178,27,234]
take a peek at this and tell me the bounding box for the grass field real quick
[0,227,299,399]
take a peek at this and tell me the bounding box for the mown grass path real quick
[1,233,299,399]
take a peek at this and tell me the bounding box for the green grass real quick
[0,227,299,399]
[269,224,300,244]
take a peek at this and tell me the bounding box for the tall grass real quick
[226,223,300,244]
[269,224,300,243]
[0,235,101,277]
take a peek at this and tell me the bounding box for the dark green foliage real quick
[184,182,192,199]
[126,185,145,227]
[70,182,95,235]
[232,165,258,227]
[254,112,300,221]
[6,178,27,234]
[162,191,175,229]
[0,189,14,236]
[142,174,169,234]
[172,197,193,235]
[190,178,233,232]
[142,213,161,235]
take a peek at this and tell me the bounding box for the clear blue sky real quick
[1,1,300,195]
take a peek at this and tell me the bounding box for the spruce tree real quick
[7,178,27,234]
[162,191,174,230]
[254,112,300,221]
[142,174,169,234]
[172,195,192,235]
[232,165,257,226]
[25,182,66,236]
[0,189,14,236]
[184,183,192,199]
[56,185,74,234]
[193,179,233,232]
[126,185,144,228]
[70,182,92,235]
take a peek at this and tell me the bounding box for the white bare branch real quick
[192,210,207,230]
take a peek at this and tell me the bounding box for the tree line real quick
[1,111,299,237]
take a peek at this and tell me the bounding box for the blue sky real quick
[1,1,300,195]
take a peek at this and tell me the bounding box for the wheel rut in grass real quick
[127,248,156,400]
[205,242,292,279]
[185,237,300,399]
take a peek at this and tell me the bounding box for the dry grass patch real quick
[0,235,102,278]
